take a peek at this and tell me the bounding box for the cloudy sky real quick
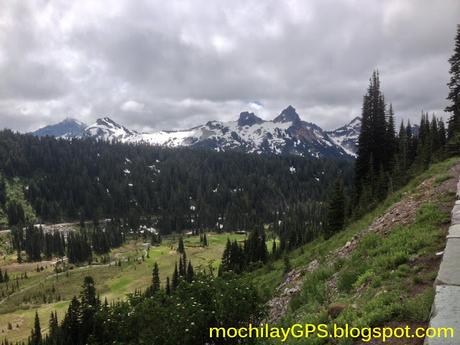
[0,0,459,132]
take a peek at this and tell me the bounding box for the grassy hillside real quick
[247,157,460,344]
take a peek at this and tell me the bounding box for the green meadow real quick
[0,232,246,343]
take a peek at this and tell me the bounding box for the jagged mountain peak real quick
[349,116,361,126]
[237,112,263,127]
[326,117,361,157]
[32,108,359,159]
[273,105,301,124]
[86,116,136,141]
[95,117,125,128]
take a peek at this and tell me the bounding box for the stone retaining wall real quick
[425,188,460,344]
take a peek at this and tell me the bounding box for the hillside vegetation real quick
[247,157,460,344]
[0,177,36,228]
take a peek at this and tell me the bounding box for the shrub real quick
[353,270,376,289]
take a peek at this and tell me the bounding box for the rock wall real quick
[425,183,460,344]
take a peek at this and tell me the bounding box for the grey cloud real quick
[0,0,458,133]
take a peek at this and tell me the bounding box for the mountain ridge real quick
[32,106,361,159]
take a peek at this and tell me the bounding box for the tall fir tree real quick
[48,311,59,344]
[186,261,194,283]
[165,277,171,295]
[446,24,460,145]
[395,120,409,183]
[386,103,397,168]
[152,262,160,293]
[171,263,179,291]
[445,24,460,135]
[62,297,81,344]
[355,71,391,209]
[80,276,99,345]
[177,237,185,254]
[30,311,42,345]
[326,179,345,238]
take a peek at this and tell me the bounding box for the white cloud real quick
[121,100,145,113]
[0,0,458,132]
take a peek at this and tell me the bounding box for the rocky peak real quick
[273,105,301,124]
[237,112,263,127]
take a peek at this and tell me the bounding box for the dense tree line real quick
[219,226,268,275]
[274,201,327,250]
[91,220,124,255]
[11,226,65,262]
[67,232,92,264]
[10,220,125,264]
[351,71,449,215]
[0,131,353,234]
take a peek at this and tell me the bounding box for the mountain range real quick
[31,106,361,159]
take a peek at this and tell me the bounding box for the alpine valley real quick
[31,106,361,159]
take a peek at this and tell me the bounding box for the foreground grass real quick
[280,201,449,345]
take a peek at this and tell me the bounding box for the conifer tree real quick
[220,239,232,274]
[171,263,179,291]
[62,297,81,344]
[186,261,194,283]
[439,118,447,148]
[446,24,460,143]
[355,71,389,201]
[177,237,185,254]
[396,121,408,180]
[203,233,208,247]
[80,276,98,344]
[0,178,5,207]
[165,277,171,295]
[326,179,345,238]
[30,311,42,345]
[386,104,397,167]
[430,115,441,153]
[48,311,59,344]
[178,255,185,277]
[152,262,160,293]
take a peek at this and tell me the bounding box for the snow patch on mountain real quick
[326,117,361,158]
[85,117,136,142]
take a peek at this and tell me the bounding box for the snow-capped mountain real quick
[326,116,361,157]
[32,106,360,159]
[32,118,87,139]
[85,117,137,142]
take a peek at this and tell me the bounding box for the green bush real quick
[353,270,376,289]
[338,267,363,292]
